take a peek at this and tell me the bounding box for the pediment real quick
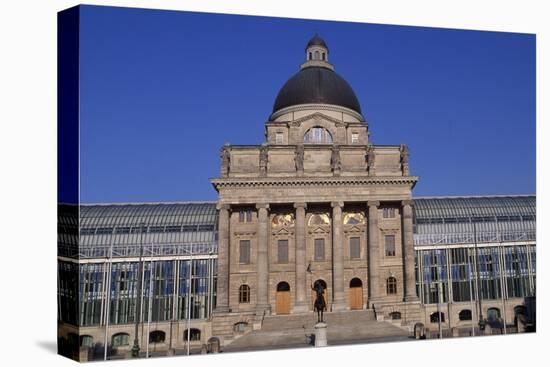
[273,228,292,236]
[310,226,330,234]
[290,112,346,128]
[346,225,362,233]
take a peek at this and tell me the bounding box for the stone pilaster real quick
[331,201,346,310]
[214,204,230,313]
[293,202,308,312]
[368,201,381,307]
[402,200,419,302]
[256,203,271,313]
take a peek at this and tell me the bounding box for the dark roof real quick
[306,34,328,50]
[272,67,362,114]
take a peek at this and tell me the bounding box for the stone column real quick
[331,201,346,310]
[368,201,381,306]
[256,203,271,313]
[214,204,230,313]
[402,200,419,302]
[294,202,308,312]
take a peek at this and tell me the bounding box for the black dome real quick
[272,67,362,114]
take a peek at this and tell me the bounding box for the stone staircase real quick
[225,309,410,351]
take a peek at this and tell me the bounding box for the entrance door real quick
[349,278,363,310]
[276,282,291,314]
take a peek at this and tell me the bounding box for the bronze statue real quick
[312,282,327,323]
[220,146,231,177]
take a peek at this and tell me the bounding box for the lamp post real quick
[132,223,146,357]
[472,219,486,333]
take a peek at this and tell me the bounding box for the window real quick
[430,312,445,323]
[165,225,181,232]
[314,238,325,261]
[351,132,359,144]
[80,335,93,348]
[304,127,333,144]
[149,330,166,344]
[275,132,284,144]
[183,328,201,341]
[239,210,253,223]
[383,208,395,218]
[314,50,320,60]
[115,227,130,234]
[459,309,472,321]
[322,52,326,61]
[278,239,289,263]
[386,277,397,294]
[308,52,312,60]
[234,322,248,333]
[389,312,401,320]
[350,237,360,259]
[239,284,250,303]
[487,307,501,321]
[385,235,396,256]
[149,226,164,233]
[239,240,250,264]
[96,227,113,235]
[112,333,129,347]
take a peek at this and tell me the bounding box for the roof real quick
[306,34,328,50]
[272,67,362,114]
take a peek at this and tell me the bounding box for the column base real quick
[293,302,309,313]
[213,306,230,314]
[404,295,420,303]
[255,303,271,316]
[331,300,347,311]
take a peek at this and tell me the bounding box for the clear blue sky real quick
[78,5,535,203]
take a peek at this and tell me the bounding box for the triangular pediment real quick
[311,226,329,234]
[290,112,346,128]
[347,225,362,233]
[273,227,291,235]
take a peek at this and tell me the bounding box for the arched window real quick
[322,52,326,61]
[239,284,250,303]
[277,281,290,292]
[386,277,397,295]
[80,335,94,348]
[112,333,129,347]
[459,309,472,321]
[343,212,365,225]
[308,213,331,226]
[308,52,312,60]
[184,328,201,341]
[314,50,320,60]
[149,330,166,344]
[234,322,249,333]
[390,311,401,320]
[304,127,333,144]
[350,278,362,288]
[487,307,501,321]
[430,312,445,323]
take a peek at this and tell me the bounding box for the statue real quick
[400,144,409,176]
[295,145,304,171]
[330,145,340,172]
[312,282,327,323]
[259,145,268,176]
[220,145,230,177]
[366,144,375,174]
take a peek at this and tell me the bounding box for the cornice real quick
[269,103,365,123]
[210,176,419,189]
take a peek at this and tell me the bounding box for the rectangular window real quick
[314,238,325,261]
[351,132,359,144]
[383,208,395,218]
[385,235,396,256]
[275,132,284,144]
[278,239,289,263]
[239,240,250,264]
[350,237,360,259]
[239,210,253,223]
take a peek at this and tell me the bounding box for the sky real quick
[77,5,536,203]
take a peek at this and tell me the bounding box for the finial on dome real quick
[302,34,334,71]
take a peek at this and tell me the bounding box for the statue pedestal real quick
[314,322,328,347]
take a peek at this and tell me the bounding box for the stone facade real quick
[210,36,422,344]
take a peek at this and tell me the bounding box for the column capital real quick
[367,200,380,208]
[255,203,270,210]
[331,201,344,208]
[401,200,414,207]
[216,203,231,211]
[293,202,307,209]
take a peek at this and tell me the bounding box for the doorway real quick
[276,282,291,314]
[349,278,363,310]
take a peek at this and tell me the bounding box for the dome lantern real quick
[301,34,334,71]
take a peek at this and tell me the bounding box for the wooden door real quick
[276,291,290,314]
[349,286,363,310]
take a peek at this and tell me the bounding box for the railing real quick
[414,230,536,246]
[58,242,218,259]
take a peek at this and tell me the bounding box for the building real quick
[57,36,536,360]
